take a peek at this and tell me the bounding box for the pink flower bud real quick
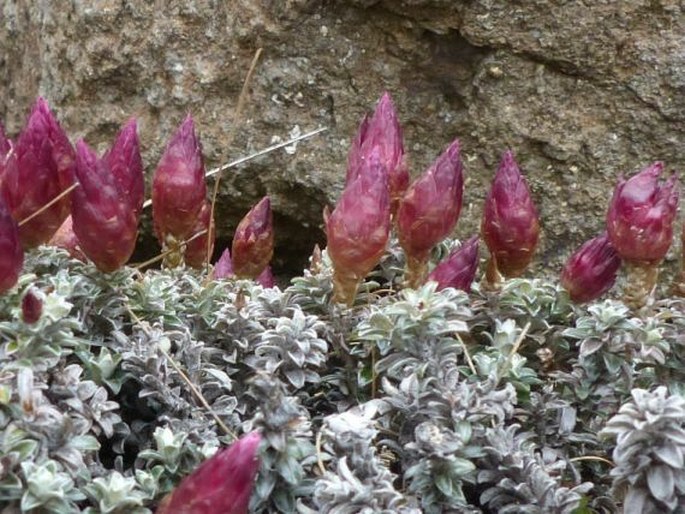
[561,232,621,303]
[21,289,42,324]
[48,215,86,261]
[397,139,464,264]
[256,265,275,288]
[346,92,409,214]
[104,118,144,216]
[212,248,235,280]
[481,150,540,278]
[184,201,216,269]
[71,140,138,272]
[326,157,390,304]
[152,115,207,244]
[427,236,480,292]
[1,98,74,248]
[156,432,261,514]
[232,196,274,279]
[0,197,23,294]
[606,162,679,264]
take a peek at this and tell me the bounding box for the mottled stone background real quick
[2,1,684,277]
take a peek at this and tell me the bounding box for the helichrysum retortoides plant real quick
[2,92,685,514]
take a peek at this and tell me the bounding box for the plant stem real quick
[622,260,659,311]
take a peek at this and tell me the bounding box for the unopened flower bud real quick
[427,236,479,292]
[256,265,275,288]
[212,248,235,280]
[71,140,138,272]
[606,162,679,265]
[48,215,86,261]
[156,431,261,514]
[398,139,464,287]
[481,150,540,283]
[21,289,43,324]
[232,196,274,279]
[560,232,621,303]
[104,118,144,215]
[326,157,390,305]
[1,98,74,248]
[184,201,215,269]
[0,197,23,294]
[152,115,207,246]
[346,92,409,215]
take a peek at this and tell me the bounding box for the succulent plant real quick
[152,115,207,267]
[232,196,274,279]
[156,432,261,514]
[560,232,621,304]
[397,139,464,288]
[482,150,540,287]
[326,153,390,306]
[606,162,679,309]
[346,91,409,216]
[71,140,138,272]
[1,98,74,248]
[426,235,479,292]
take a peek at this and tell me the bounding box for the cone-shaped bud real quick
[152,115,207,244]
[1,98,75,248]
[397,139,464,287]
[104,118,144,216]
[232,196,274,279]
[0,197,23,294]
[560,232,621,304]
[606,162,679,265]
[326,155,390,305]
[156,431,261,514]
[71,140,138,272]
[427,236,480,292]
[49,215,86,261]
[185,201,216,269]
[481,150,540,280]
[346,92,409,215]
[21,289,43,324]
[256,265,275,288]
[212,248,234,280]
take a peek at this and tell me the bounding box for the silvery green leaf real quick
[647,464,675,503]
[653,441,684,468]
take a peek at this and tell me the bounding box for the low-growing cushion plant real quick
[0,93,684,513]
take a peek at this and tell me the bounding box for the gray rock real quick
[1,0,684,278]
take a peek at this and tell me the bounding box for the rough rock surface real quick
[2,0,684,278]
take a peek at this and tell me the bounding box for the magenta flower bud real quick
[346,92,409,215]
[256,265,275,288]
[104,118,144,216]
[212,248,235,280]
[560,232,621,304]
[0,122,11,160]
[156,431,261,514]
[21,289,43,324]
[397,139,464,287]
[1,98,75,248]
[0,197,23,294]
[152,115,207,245]
[326,157,390,305]
[71,140,138,272]
[427,236,480,292]
[481,150,540,281]
[606,162,679,265]
[48,215,86,261]
[184,201,215,269]
[232,196,274,279]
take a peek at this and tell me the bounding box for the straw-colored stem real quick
[332,268,360,307]
[482,255,504,291]
[404,254,428,289]
[622,260,659,311]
